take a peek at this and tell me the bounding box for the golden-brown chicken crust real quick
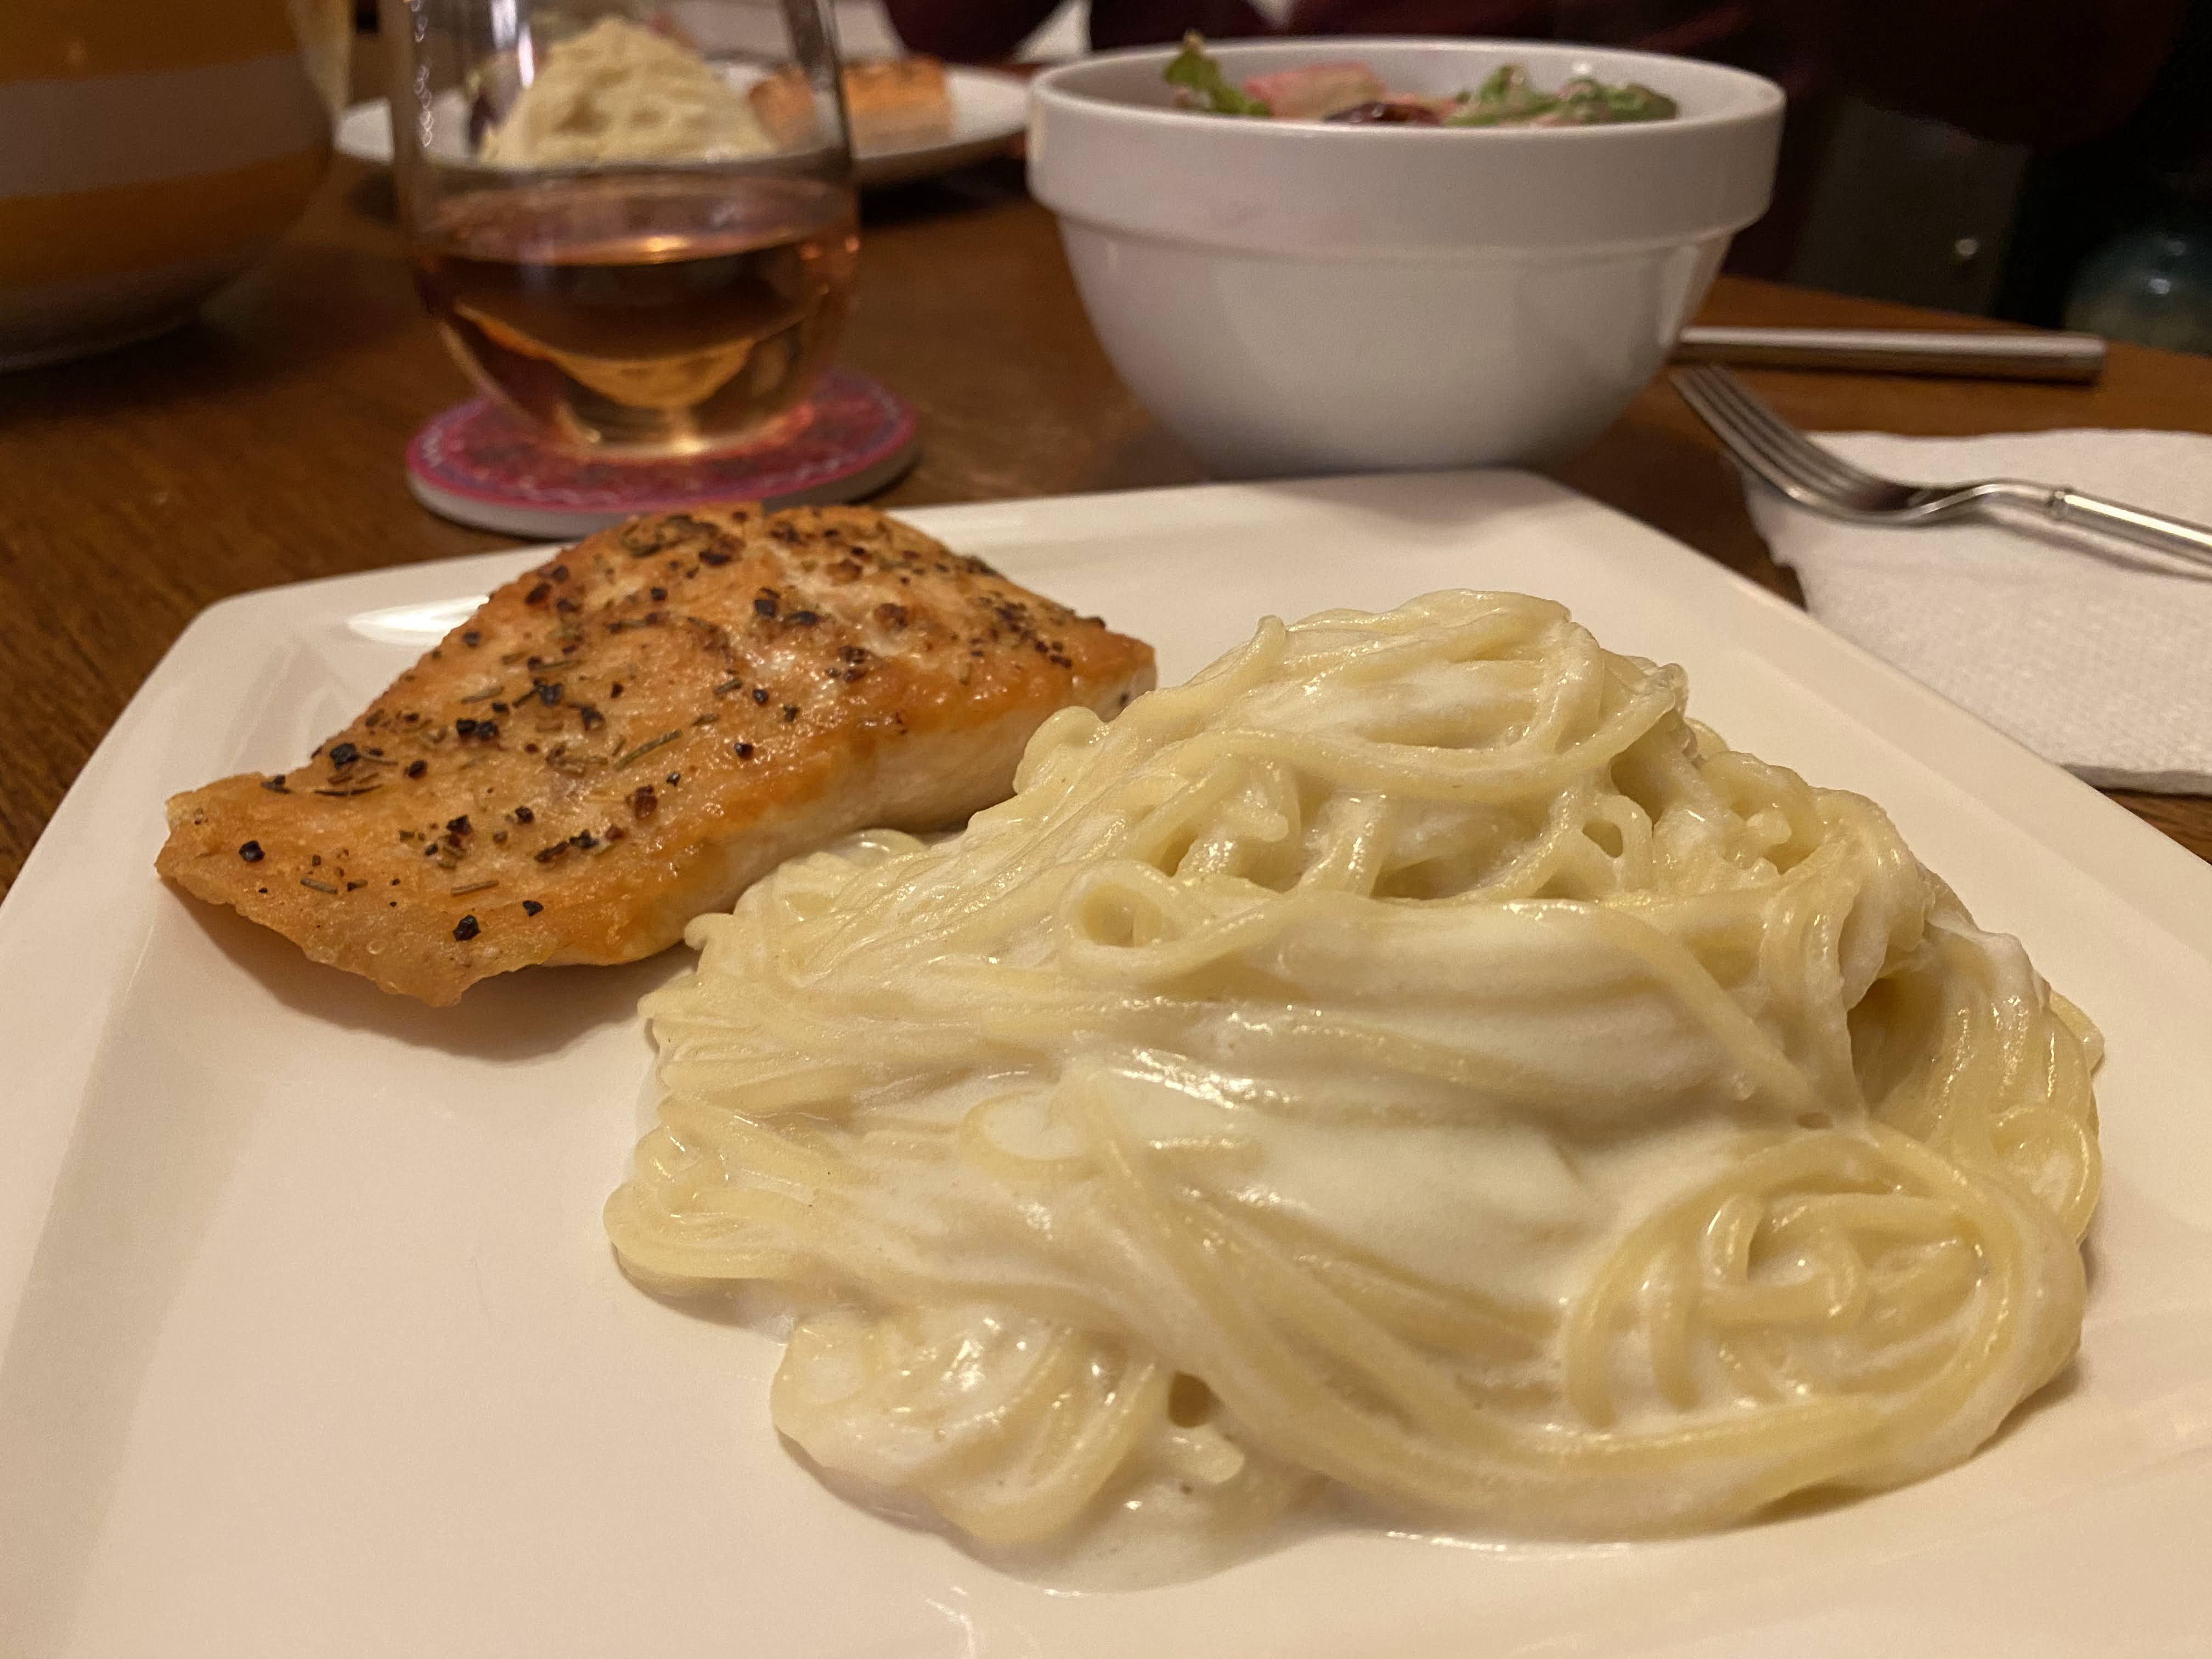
[157,505,1155,1003]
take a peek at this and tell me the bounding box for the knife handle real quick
[1674,326,2106,385]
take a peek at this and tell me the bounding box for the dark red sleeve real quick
[1283,0,1550,35]
[1087,0,1273,49]
[1822,0,2188,146]
[882,0,1066,61]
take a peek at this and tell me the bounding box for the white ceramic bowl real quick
[1029,40,1784,477]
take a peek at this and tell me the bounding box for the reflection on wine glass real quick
[387,1,859,456]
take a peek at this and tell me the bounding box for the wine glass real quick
[385,0,859,456]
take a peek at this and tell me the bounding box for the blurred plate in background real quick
[336,64,1028,188]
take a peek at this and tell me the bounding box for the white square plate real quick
[5,472,2211,1657]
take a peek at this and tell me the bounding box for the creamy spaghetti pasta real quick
[606,591,2100,1575]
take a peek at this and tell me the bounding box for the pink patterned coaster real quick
[405,369,919,539]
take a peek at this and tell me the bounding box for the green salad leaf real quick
[1164,32,1272,117]
[1447,63,1679,126]
[1598,81,1680,122]
[1448,64,1555,125]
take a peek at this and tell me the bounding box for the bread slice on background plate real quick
[749,58,956,152]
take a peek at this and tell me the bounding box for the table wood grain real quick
[2,150,2208,899]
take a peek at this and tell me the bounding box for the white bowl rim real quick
[1031,37,1786,138]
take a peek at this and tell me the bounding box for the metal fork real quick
[1671,363,2212,573]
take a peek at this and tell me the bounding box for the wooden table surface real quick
[3,149,2209,898]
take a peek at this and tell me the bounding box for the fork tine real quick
[1671,369,1845,510]
[1688,369,1872,496]
[1681,367,1877,495]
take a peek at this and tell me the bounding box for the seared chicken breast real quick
[158,505,1156,1003]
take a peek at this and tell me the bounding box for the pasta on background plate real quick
[606,590,2100,1583]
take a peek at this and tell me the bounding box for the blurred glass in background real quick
[386,0,860,454]
[2064,191,2212,356]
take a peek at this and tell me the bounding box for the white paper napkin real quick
[1743,428,2212,794]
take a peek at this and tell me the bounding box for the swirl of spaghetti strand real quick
[605,590,2101,1570]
